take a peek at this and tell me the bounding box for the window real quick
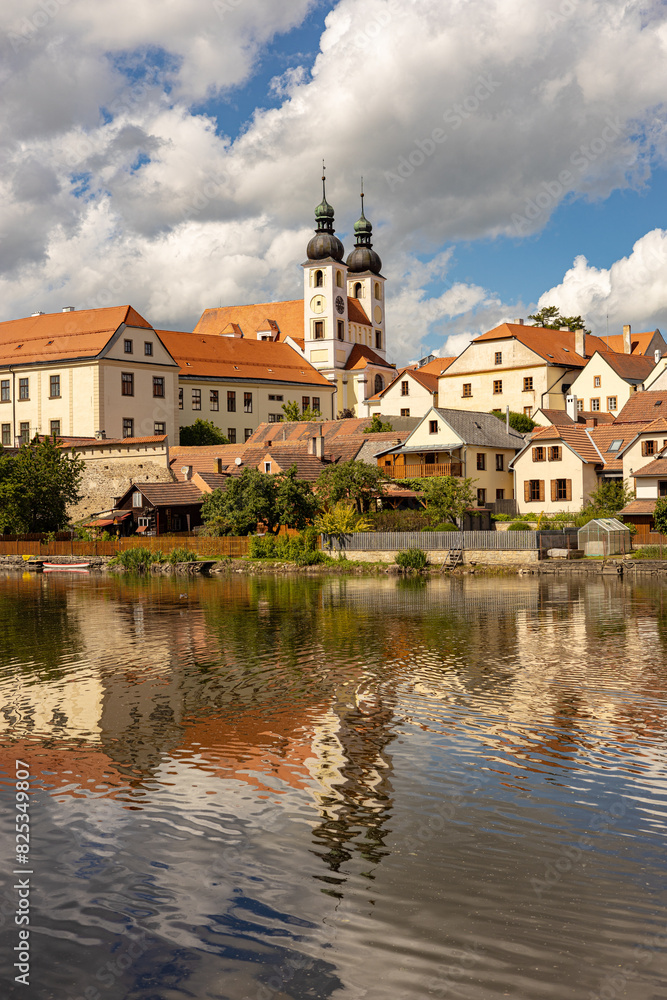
[1,424,10,445]
[494,352,502,365]
[210,390,219,411]
[264,462,271,473]
[354,282,362,298]
[429,420,438,434]
[425,454,436,465]
[493,379,503,394]
[337,321,344,341]
[227,391,236,412]
[178,387,183,410]
[524,479,544,502]
[314,320,324,339]
[192,389,201,410]
[49,374,60,398]
[401,380,409,396]
[19,378,29,400]
[607,396,617,411]
[523,406,532,417]
[374,374,384,394]
[50,420,60,437]
[124,339,133,353]
[590,398,600,411]
[315,270,323,287]
[302,396,310,413]
[532,446,545,462]
[400,408,410,417]
[548,446,562,461]
[476,453,486,470]
[375,282,381,299]
[496,489,504,500]
[642,439,657,456]
[154,422,166,434]
[607,439,622,452]
[659,481,667,497]
[523,377,533,391]
[19,422,30,444]
[132,491,143,507]
[477,488,486,506]
[312,397,320,412]
[375,330,382,350]
[268,394,283,401]
[462,383,472,398]
[336,271,343,288]
[144,341,153,356]
[228,428,236,444]
[244,392,252,413]
[1,380,9,402]
[123,418,134,438]
[551,479,572,501]
[268,413,283,423]
[153,377,165,397]
[496,453,504,471]
[121,373,133,396]
[244,428,253,441]
[577,399,583,411]
[594,376,601,387]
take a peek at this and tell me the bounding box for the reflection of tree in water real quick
[0,575,82,681]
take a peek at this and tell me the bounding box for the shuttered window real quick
[532,446,545,462]
[551,479,572,501]
[524,480,544,502]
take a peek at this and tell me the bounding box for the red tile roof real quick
[632,456,667,477]
[619,499,658,515]
[530,424,604,463]
[602,332,661,355]
[344,344,394,371]
[615,391,667,422]
[157,330,331,386]
[594,351,655,381]
[193,300,304,341]
[347,298,371,326]
[471,323,614,367]
[536,409,575,426]
[0,306,153,366]
[416,356,455,376]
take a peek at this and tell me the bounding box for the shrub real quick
[434,522,459,532]
[249,530,326,565]
[110,548,163,571]
[633,545,664,560]
[395,547,429,569]
[167,548,198,564]
[369,510,431,532]
[508,521,532,531]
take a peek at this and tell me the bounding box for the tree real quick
[490,409,537,433]
[363,415,393,432]
[418,476,476,525]
[528,305,590,335]
[0,436,85,533]
[316,460,388,514]
[653,497,667,535]
[583,480,635,518]
[337,408,355,419]
[200,466,318,535]
[281,401,322,422]
[179,420,229,446]
[315,503,373,541]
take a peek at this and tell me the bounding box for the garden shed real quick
[577,518,632,557]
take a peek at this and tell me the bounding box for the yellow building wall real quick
[514,445,598,513]
[101,361,179,440]
[569,358,639,415]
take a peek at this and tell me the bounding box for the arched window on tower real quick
[353,282,362,298]
[336,271,343,288]
[314,270,323,287]
[374,374,384,394]
[374,282,381,299]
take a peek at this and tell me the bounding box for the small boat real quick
[43,562,90,571]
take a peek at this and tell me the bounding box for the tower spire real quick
[307,164,344,261]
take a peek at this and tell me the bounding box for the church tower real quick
[302,169,349,383]
[346,183,386,359]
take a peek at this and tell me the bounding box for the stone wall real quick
[339,548,539,565]
[68,461,175,522]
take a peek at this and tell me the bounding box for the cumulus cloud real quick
[1,0,667,362]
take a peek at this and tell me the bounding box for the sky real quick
[2,0,667,364]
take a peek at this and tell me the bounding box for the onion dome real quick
[307,169,344,262]
[346,186,382,275]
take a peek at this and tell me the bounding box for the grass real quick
[395,547,429,570]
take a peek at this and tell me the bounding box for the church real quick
[194,175,396,416]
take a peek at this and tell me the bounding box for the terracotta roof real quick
[632,456,667,477]
[344,344,394,371]
[593,351,655,381]
[537,409,575,426]
[470,323,614,367]
[588,424,637,472]
[529,424,603,463]
[347,298,371,326]
[170,444,246,480]
[371,367,438,400]
[122,482,204,506]
[0,306,153,366]
[615,391,667,422]
[258,448,328,481]
[56,434,168,448]
[193,300,304,340]
[416,357,455,376]
[618,499,658,515]
[603,332,661,355]
[157,330,331,386]
[636,416,667,434]
[578,411,615,425]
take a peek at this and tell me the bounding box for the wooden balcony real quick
[383,463,463,479]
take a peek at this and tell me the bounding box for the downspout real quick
[541,367,576,411]
[10,368,16,446]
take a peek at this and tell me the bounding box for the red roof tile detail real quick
[471,323,614,366]
[615,391,667,422]
[618,499,658,515]
[593,351,655,380]
[602,332,660,355]
[344,344,394,371]
[530,424,603,463]
[0,306,153,366]
[347,298,371,326]
[193,300,304,341]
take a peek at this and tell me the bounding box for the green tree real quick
[653,497,667,535]
[583,480,635,518]
[315,502,373,540]
[200,466,318,535]
[337,408,355,419]
[281,401,322,422]
[316,460,388,514]
[0,436,85,533]
[363,414,393,432]
[490,409,537,433]
[274,467,320,530]
[528,305,590,335]
[179,420,229,446]
[418,476,476,525]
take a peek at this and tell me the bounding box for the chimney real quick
[183,466,193,481]
[566,395,578,421]
[216,457,223,474]
[655,350,662,365]
[623,324,632,354]
[513,318,524,325]
[62,306,75,312]
[505,404,510,434]
[94,430,106,440]
[309,424,325,458]
[31,311,45,317]
[575,328,586,358]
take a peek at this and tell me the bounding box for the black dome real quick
[346,245,382,274]
[307,232,345,262]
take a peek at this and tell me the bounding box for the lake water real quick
[1,571,666,1000]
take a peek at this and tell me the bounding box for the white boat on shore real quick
[43,562,90,571]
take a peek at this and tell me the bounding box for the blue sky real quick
[2,0,667,363]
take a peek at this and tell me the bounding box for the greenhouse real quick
[577,518,632,557]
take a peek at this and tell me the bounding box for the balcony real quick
[383,462,463,479]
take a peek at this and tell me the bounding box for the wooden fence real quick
[0,535,251,558]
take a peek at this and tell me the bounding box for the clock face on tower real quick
[335,295,345,315]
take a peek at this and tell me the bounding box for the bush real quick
[249,529,326,565]
[369,510,431,532]
[110,548,163,572]
[633,545,664,560]
[434,522,459,532]
[395,547,429,569]
[167,548,198,564]
[508,521,532,531]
